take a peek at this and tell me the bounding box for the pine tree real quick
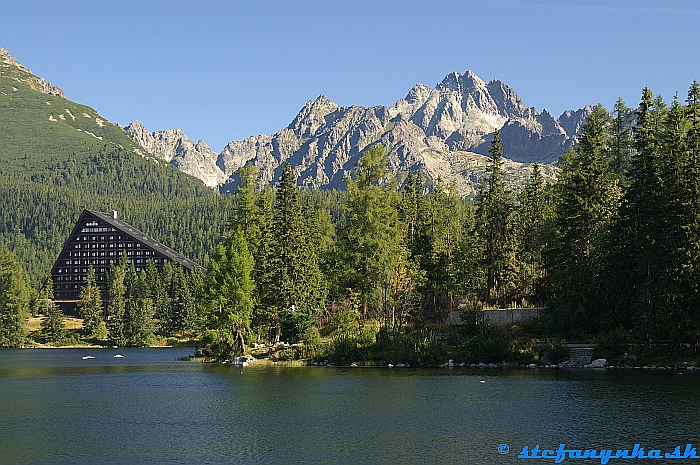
[337,145,408,319]
[128,298,155,346]
[551,104,619,332]
[252,185,278,341]
[622,88,664,333]
[205,227,254,356]
[105,255,128,347]
[270,164,324,342]
[78,266,104,339]
[125,268,156,346]
[400,171,429,259]
[419,178,468,321]
[146,259,171,335]
[229,163,262,257]
[475,130,517,306]
[39,277,66,344]
[171,265,196,333]
[517,164,552,304]
[0,249,31,347]
[609,97,633,180]
[685,81,700,341]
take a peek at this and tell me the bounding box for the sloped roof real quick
[86,210,200,271]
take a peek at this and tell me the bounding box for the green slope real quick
[0,58,188,181]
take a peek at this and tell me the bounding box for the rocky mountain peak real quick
[124,120,149,140]
[0,46,30,72]
[288,94,341,137]
[437,71,463,93]
[195,139,213,152]
[485,80,527,119]
[0,46,66,98]
[558,104,595,137]
[406,83,432,103]
[461,70,487,90]
[123,68,591,195]
[124,121,226,188]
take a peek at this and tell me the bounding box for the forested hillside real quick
[196,83,700,363]
[0,150,235,286]
[3,40,700,366]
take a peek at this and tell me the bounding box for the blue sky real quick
[3,0,700,151]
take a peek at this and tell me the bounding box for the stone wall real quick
[444,307,543,326]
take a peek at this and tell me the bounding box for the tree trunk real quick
[235,329,246,356]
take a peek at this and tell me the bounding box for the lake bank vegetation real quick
[3,84,700,367]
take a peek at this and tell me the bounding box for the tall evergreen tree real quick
[517,164,552,304]
[684,81,700,339]
[419,178,468,321]
[39,277,66,344]
[171,265,197,333]
[475,130,517,306]
[105,255,128,347]
[252,185,278,341]
[78,266,104,338]
[337,145,408,318]
[205,227,255,356]
[229,163,262,257]
[622,88,665,333]
[125,269,156,346]
[0,250,30,347]
[400,171,429,260]
[551,104,619,332]
[146,259,171,336]
[260,164,325,342]
[609,97,633,180]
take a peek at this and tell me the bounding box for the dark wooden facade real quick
[51,209,199,314]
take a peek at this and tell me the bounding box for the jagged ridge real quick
[126,70,593,195]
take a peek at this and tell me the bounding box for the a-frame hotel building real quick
[51,209,199,314]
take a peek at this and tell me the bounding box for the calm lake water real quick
[0,348,698,464]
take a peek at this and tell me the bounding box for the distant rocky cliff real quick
[125,120,227,188]
[0,47,66,98]
[126,70,592,195]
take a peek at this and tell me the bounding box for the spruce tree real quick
[622,88,664,333]
[146,259,171,335]
[39,277,66,344]
[105,255,128,347]
[229,163,262,257]
[686,82,700,343]
[252,185,279,341]
[78,266,104,339]
[270,164,324,342]
[171,265,196,333]
[475,130,517,306]
[517,164,552,304]
[609,97,633,180]
[0,249,31,347]
[205,227,255,356]
[400,171,429,260]
[420,178,468,321]
[551,104,619,332]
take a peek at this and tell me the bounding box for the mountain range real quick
[126,70,592,195]
[1,45,591,196]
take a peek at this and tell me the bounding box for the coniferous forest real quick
[2,83,700,365]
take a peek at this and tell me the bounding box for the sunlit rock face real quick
[129,71,591,195]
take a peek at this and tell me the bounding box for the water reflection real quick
[0,350,698,464]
